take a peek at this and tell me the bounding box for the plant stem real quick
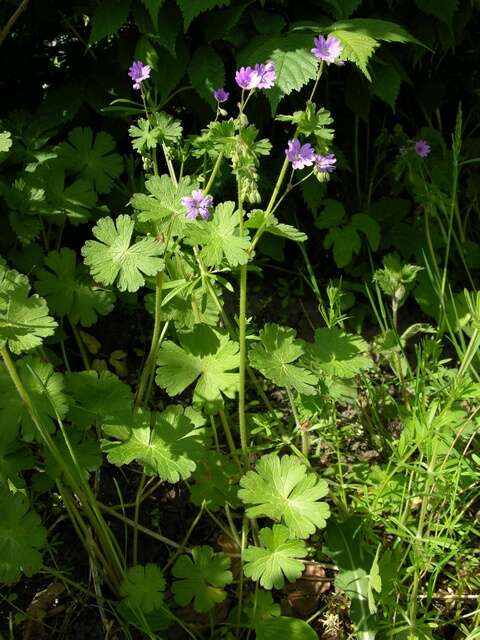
[133,472,146,565]
[162,143,177,186]
[219,410,242,469]
[286,386,309,457]
[237,178,249,462]
[69,320,91,370]
[204,151,224,195]
[136,271,164,407]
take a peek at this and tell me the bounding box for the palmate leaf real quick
[277,104,334,144]
[184,201,250,267]
[243,524,307,590]
[102,406,206,482]
[0,264,57,354]
[172,546,233,612]
[58,127,123,194]
[238,454,330,539]
[0,440,35,490]
[246,210,307,243]
[121,564,166,614]
[36,248,115,327]
[176,0,230,29]
[305,327,371,378]
[130,174,196,239]
[190,451,240,511]
[82,215,164,292]
[155,324,239,406]
[0,356,69,444]
[65,370,133,429]
[129,113,182,154]
[249,324,317,395]
[0,491,47,584]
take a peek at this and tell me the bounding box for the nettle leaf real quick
[189,46,225,106]
[414,0,458,30]
[238,454,330,539]
[328,18,421,45]
[102,406,206,482]
[90,0,131,43]
[149,2,180,52]
[121,564,166,614]
[142,0,166,24]
[0,491,47,583]
[246,210,307,243]
[324,0,363,20]
[131,174,195,239]
[249,324,317,395]
[82,215,164,292]
[306,327,371,378]
[58,127,123,194]
[172,545,233,612]
[329,29,378,79]
[240,33,317,112]
[371,63,402,111]
[36,248,115,327]
[0,131,12,153]
[65,370,133,429]
[156,325,239,406]
[243,524,307,590]
[176,0,230,29]
[190,450,240,510]
[256,616,318,640]
[0,356,69,443]
[184,201,250,267]
[0,265,57,354]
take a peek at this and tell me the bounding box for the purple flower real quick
[415,140,431,158]
[181,189,214,221]
[235,66,261,90]
[254,62,276,89]
[213,88,229,103]
[285,139,315,170]
[311,35,343,64]
[315,153,337,174]
[128,60,151,90]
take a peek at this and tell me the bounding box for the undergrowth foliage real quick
[0,2,479,639]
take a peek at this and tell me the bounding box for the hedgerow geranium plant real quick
[1,10,480,639]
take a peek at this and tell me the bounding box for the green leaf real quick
[45,430,102,480]
[249,324,317,395]
[328,18,422,45]
[172,546,233,612]
[256,616,318,640]
[329,29,378,80]
[36,248,115,327]
[188,46,225,106]
[0,440,34,490]
[184,202,250,267]
[131,174,195,239]
[234,590,281,627]
[58,127,123,194]
[243,524,307,590]
[129,113,182,154]
[121,564,166,613]
[82,215,164,292]
[351,213,380,250]
[0,491,47,583]
[367,546,382,614]
[324,517,379,640]
[324,226,361,267]
[324,0,362,20]
[240,34,318,112]
[238,454,330,538]
[149,2,179,50]
[0,265,57,354]
[0,356,69,443]
[65,370,133,429]
[277,104,334,143]
[90,0,131,43]
[190,451,240,510]
[102,406,206,481]
[176,0,230,29]
[246,210,307,243]
[0,131,12,153]
[129,118,158,153]
[414,0,458,30]
[315,199,345,229]
[305,327,371,378]
[141,0,166,24]
[155,325,239,406]
[371,63,402,110]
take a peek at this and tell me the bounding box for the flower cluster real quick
[181,190,214,221]
[285,139,337,175]
[128,61,151,90]
[235,62,276,90]
[311,34,343,64]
